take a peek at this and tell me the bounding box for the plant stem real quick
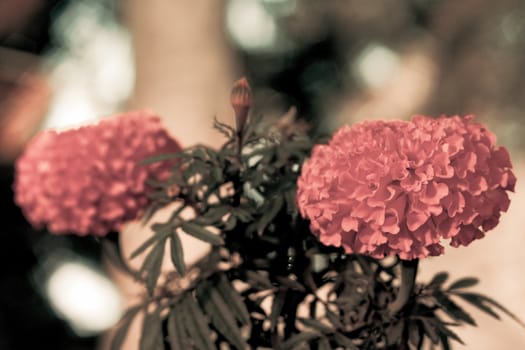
[388,258,419,315]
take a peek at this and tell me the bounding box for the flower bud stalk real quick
[389,258,419,315]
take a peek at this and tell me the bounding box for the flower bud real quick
[230,77,252,133]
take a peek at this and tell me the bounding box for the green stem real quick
[388,258,419,315]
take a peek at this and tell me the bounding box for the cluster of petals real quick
[14,111,181,236]
[297,115,515,260]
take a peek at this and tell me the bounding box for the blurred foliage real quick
[241,0,525,148]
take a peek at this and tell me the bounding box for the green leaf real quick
[111,305,143,350]
[334,333,359,350]
[270,289,286,329]
[223,215,237,231]
[434,322,464,345]
[140,152,180,165]
[448,277,479,290]
[231,207,253,223]
[148,189,170,202]
[170,232,186,275]
[275,276,306,292]
[438,331,451,350]
[141,239,166,295]
[427,272,449,288]
[181,222,224,246]
[284,188,298,215]
[140,309,164,350]
[197,281,247,350]
[101,238,134,277]
[455,292,525,328]
[213,117,235,140]
[130,225,172,259]
[386,320,404,346]
[141,204,158,225]
[167,307,189,350]
[317,337,331,350]
[216,274,251,325]
[182,294,216,350]
[454,292,500,320]
[256,194,283,235]
[197,206,230,225]
[435,292,476,326]
[420,318,439,345]
[408,321,423,349]
[245,270,273,290]
[325,308,343,329]
[297,317,333,334]
[280,332,320,350]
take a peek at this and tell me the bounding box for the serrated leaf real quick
[167,307,189,350]
[318,337,331,350]
[455,292,525,327]
[213,117,235,139]
[182,294,216,350]
[197,281,247,350]
[217,273,251,325]
[270,289,286,329]
[438,331,451,350]
[454,292,500,320]
[284,189,298,215]
[334,333,358,350]
[140,309,164,350]
[140,152,180,165]
[101,238,135,277]
[386,320,404,346]
[298,317,333,334]
[170,232,186,275]
[408,321,423,349]
[223,215,237,231]
[232,207,253,223]
[148,191,170,203]
[256,194,283,235]
[434,322,464,345]
[420,318,439,345]
[448,277,479,290]
[275,276,306,292]
[476,294,525,327]
[435,293,476,326]
[198,206,230,225]
[280,332,320,350]
[130,225,172,259]
[141,204,158,225]
[111,305,143,350]
[245,270,273,290]
[142,239,166,295]
[428,272,449,288]
[325,308,343,329]
[181,222,224,245]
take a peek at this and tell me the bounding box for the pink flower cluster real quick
[297,115,515,260]
[14,111,182,236]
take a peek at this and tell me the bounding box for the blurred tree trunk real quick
[126,0,238,147]
[102,1,239,349]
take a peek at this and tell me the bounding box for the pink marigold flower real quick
[14,111,182,236]
[297,115,515,260]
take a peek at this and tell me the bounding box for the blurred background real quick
[0,0,524,348]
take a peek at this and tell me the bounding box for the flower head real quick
[297,115,515,260]
[14,111,182,236]
[230,77,252,132]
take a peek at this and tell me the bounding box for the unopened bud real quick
[230,77,252,133]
